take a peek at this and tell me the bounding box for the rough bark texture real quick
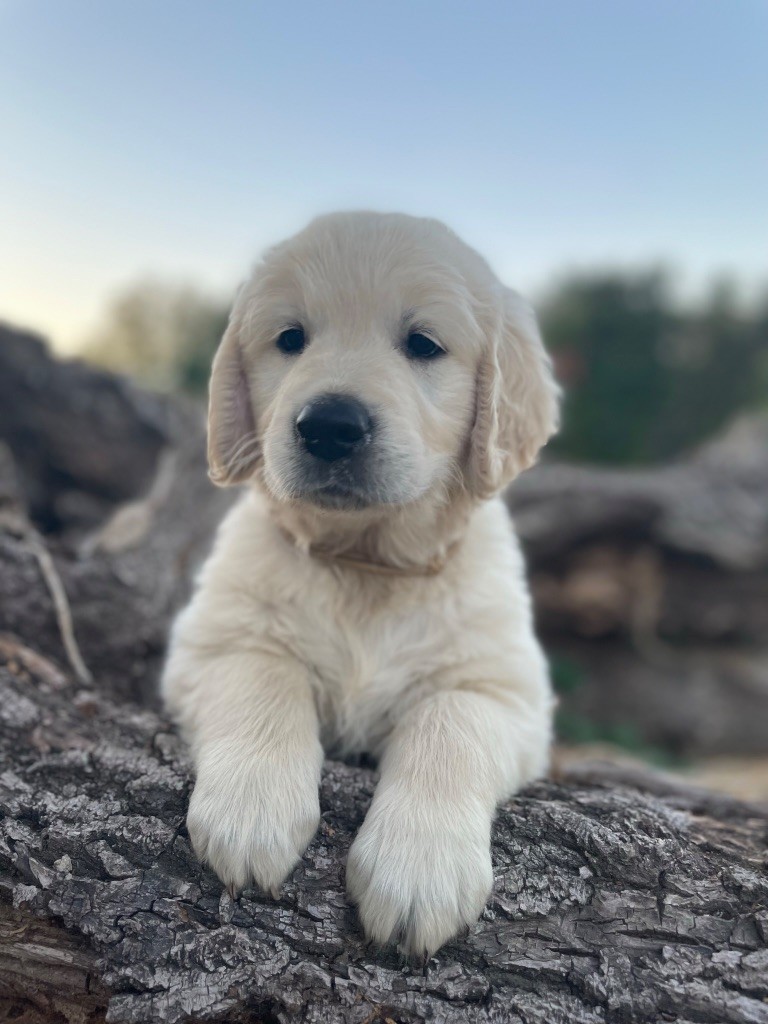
[1,328,767,1023]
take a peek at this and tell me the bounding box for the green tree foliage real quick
[541,272,768,463]
[85,280,229,395]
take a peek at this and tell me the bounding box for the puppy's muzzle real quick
[296,394,373,463]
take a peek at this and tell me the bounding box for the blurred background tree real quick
[542,271,768,463]
[85,280,229,395]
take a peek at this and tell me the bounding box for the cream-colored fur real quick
[162,211,560,955]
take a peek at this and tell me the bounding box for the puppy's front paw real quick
[346,789,493,955]
[188,753,320,897]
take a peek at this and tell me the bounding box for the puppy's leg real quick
[164,646,322,896]
[347,683,550,955]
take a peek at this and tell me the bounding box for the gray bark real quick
[1,328,767,1023]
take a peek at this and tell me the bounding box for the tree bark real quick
[1,329,767,1023]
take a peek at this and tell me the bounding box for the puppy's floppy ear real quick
[467,288,560,499]
[207,319,260,486]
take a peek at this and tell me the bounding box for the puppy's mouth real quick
[303,482,374,511]
[293,462,384,510]
[283,457,396,511]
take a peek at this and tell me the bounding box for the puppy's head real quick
[208,212,559,511]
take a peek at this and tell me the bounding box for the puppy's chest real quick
[302,590,437,686]
[280,580,457,740]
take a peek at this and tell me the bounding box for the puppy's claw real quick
[226,883,239,901]
[269,884,282,901]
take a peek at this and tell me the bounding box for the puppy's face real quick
[208,213,559,510]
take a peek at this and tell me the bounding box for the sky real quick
[1,0,766,353]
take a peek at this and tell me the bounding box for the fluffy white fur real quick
[162,211,560,955]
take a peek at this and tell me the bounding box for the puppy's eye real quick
[405,332,445,360]
[276,326,306,355]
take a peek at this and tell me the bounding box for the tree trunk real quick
[1,329,767,1023]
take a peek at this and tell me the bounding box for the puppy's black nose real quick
[296,395,373,462]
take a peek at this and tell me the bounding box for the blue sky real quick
[1,0,766,351]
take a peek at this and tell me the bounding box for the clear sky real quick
[1,0,766,352]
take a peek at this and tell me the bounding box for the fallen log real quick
[507,417,768,755]
[2,637,768,1024]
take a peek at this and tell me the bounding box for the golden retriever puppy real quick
[162,211,560,955]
